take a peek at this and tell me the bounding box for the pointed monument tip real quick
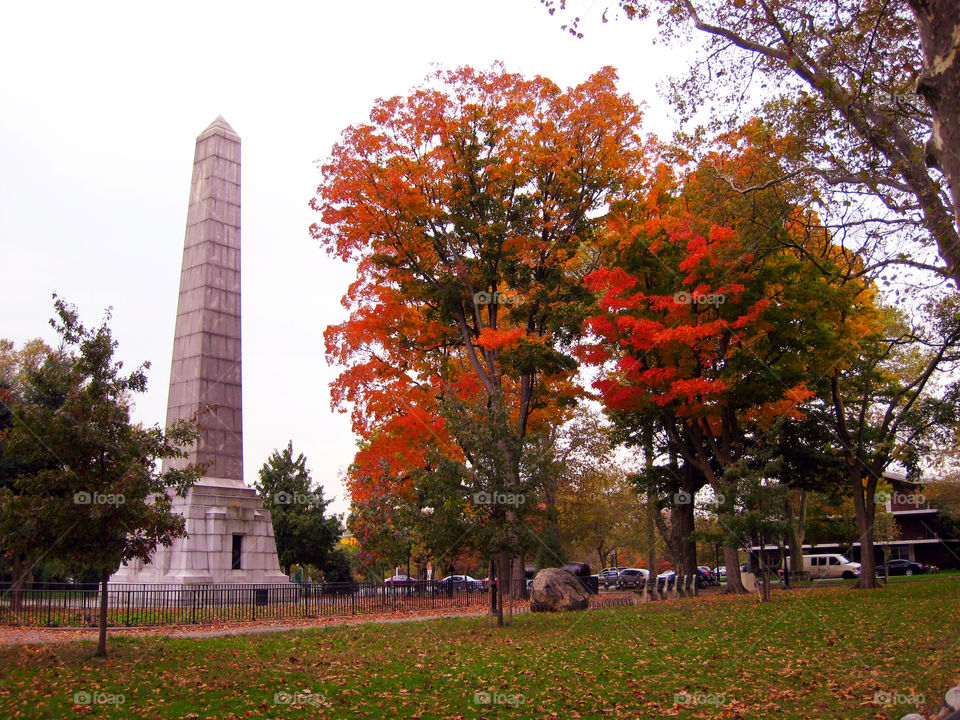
[199,114,239,140]
[206,115,235,132]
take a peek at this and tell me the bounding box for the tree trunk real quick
[96,570,109,657]
[669,500,697,575]
[909,0,960,281]
[646,492,658,579]
[496,551,508,627]
[506,553,516,623]
[9,554,29,612]
[509,553,525,601]
[831,373,879,590]
[722,545,747,594]
[852,477,879,590]
[488,557,497,617]
[785,491,807,575]
[654,508,680,569]
[757,533,771,602]
[597,546,608,570]
[643,427,658,582]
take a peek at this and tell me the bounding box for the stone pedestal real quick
[111,478,289,584]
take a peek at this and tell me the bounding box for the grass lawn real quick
[0,580,957,719]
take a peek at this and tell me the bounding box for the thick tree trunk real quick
[722,545,747,594]
[509,553,525,602]
[654,508,681,569]
[785,491,807,576]
[9,554,29,612]
[831,373,879,590]
[909,0,960,280]
[852,478,879,590]
[96,571,109,657]
[496,551,509,627]
[668,501,697,575]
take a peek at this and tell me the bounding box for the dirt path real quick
[0,592,643,647]
[0,606,492,647]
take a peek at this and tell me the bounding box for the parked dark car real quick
[435,575,485,592]
[615,568,649,589]
[598,567,627,589]
[697,566,719,586]
[657,567,714,589]
[875,559,930,576]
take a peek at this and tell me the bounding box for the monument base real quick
[110,477,289,586]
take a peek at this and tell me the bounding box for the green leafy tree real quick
[768,409,849,576]
[827,297,960,587]
[0,338,62,604]
[0,297,204,657]
[255,442,342,578]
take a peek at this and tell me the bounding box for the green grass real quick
[0,580,957,719]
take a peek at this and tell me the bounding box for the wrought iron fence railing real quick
[0,580,490,628]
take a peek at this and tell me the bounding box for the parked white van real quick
[802,554,861,579]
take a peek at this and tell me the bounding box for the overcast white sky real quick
[0,0,694,516]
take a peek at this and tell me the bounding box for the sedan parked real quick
[697,566,719,586]
[658,568,713,588]
[615,568,649,589]
[598,567,627,589]
[875,559,930,576]
[436,575,485,592]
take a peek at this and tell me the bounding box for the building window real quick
[232,534,243,570]
[890,546,911,561]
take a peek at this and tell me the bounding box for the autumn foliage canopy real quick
[311,66,649,546]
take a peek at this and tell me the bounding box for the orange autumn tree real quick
[581,132,876,593]
[311,65,648,611]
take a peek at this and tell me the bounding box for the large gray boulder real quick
[529,568,589,612]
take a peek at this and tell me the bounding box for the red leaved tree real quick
[581,133,876,592]
[311,65,648,620]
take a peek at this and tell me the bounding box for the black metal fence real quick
[0,580,490,628]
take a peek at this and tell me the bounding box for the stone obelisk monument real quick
[112,117,287,585]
